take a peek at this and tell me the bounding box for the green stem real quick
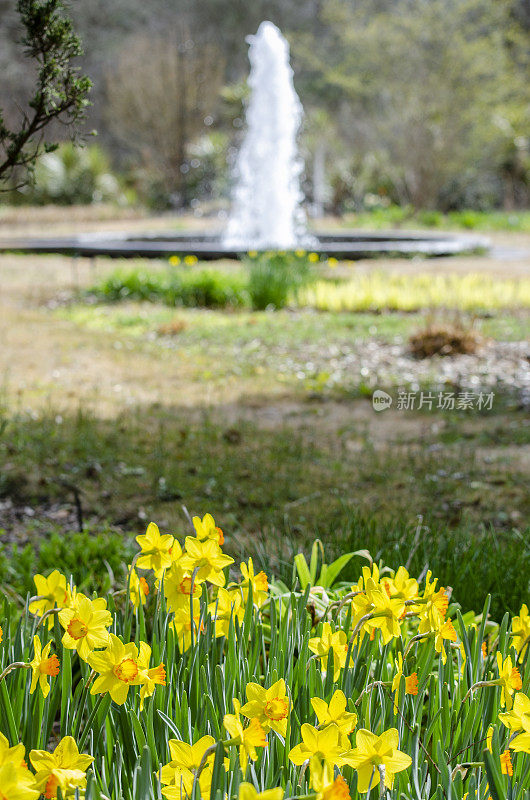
[78,693,106,751]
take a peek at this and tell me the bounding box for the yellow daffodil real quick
[0,732,26,772]
[288,723,347,777]
[500,749,513,776]
[327,257,338,268]
[0,762,39,800]
[164,564,201,614]
[58,593,112,661]
[512,603,530,657]
[362,579,405,645]
[136,642,166,710]
[179,536,234,587]
[486,725,494,752]
[29,635,59,699]
[127,565,149,609]
[499,691,530,740]
[343,728,411,793]
[239,784,284,800]
[184,255,198,265]
[169,255,181,266]
[135,522,174,576]
[391,653,419,714]
[241,679,290,736]
[223,698,267,771]
[510,731,530,754]
[192,513,224,545]
[314,774,351,800]
[29,736,94,800]
[160,735,215,799]
[238,558,269,608]
[433,619,457,665]
[418,572,449,633]
[29,571,67,627]
[208,587,244,638]
[311,690,357,745]
[308,623,349,681]
[496,652,522,710]
[382,566,419,604]
[308,252,319,263]
[87,633,142,705]
[171,600,203,652]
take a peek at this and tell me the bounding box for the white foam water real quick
[224,21,311,249]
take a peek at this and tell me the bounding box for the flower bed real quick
[0,514,528,799]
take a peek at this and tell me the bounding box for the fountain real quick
[224,21,312,250]
[0,22,488,260]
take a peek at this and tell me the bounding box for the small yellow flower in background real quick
[512,603,530,657]
[29,635,59,699]
[496,652,522,709]
[0,623,2,643]
[311,690,357,743]
[29,571,67,627]
[248,250,258,258]
[0,761,39,800]
[499,692,530,733]
[171,601,203,652]
[486,725,494,752]
[164,564,201,614]
[160,735,215,799]
[29,736,94,800]
[87,633,142,705]
[295,249,306,257]
[500,749,513,776]
[180,536,234,586]
[343,728,411,793]
[382,566,419,604]
[308,622,349,681]
[184,254,198,265]
[308,252,319,263]
[239,782,284,800]
[193,513,224,545]
[208,587,244,638]
[238,557,269,607]
[327,257,338,268]
[58,594,112,661]
[223,698,268,770]
[432,619,457,665]
[391,653,418,714]
[127,565,149,609]
[315,774,351,800]
[288,723,346,775]
[136,642,166,710]
[241,679,290,736]
[136,522,175,576]
[169,255,181,266]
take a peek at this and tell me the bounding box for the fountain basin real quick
[0,230,489,259]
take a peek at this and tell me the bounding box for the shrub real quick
[246,251,317,310]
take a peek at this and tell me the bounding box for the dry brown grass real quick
[408,323,482,358]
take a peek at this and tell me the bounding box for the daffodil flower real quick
[512,603,530,657]
[160,735,215,799]
[343,728,411,793]
[0,762,39,800]
[136,642,166,710]
[127,565,149,609]
[29,736,94,800]
[496,652,522,710]
[163,563,201,614]
[238,783,284,800]
[135,522,174,576]
[499,691,530,733]
[223,698,267,771]
[192,513,224,545]
[87,633,142,705]
[29,635,59,698]
[28,571,67,627]
[391,653,419,714]
[180,536,234,587]
[308,623,349,681]
[58,593,112,661]
[288,723,347,778]
[311,690,357,745]
[240,679,290,736]
[208,587,244,638]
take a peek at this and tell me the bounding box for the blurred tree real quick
[0,0,91,189]
[105,31,224,208]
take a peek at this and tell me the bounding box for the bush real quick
[91,267,248,308]
[246,251,317,310]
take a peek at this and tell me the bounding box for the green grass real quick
[0,404,527,619]
[341,205,530,231]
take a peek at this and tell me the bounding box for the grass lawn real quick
[0,235,528,621]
